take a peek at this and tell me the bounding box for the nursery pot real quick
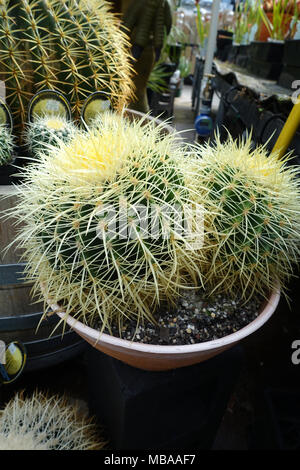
[278,40,300,88]
[235,44,249,68]
[282,39,300,67]
[216,29,232,61]
[247,40,284,79]
[50,286,280,371]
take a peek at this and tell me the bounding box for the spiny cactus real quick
[0,390,106,450]
[11,112,207,332]
[193,135,300,301]
[0,123,14,166]
[0,0,134,139]
[121,0,172,113]
[24,115,77,157]
[122,0,172,60]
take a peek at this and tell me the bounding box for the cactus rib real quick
[0,0,134,138]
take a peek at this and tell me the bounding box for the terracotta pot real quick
[49,285,280,371]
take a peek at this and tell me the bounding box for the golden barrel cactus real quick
[0,0,134,138]
[0,390,106,450]
[11,112,207,333]
[192,135,300,301]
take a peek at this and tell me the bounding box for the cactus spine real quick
[12,112,206,332]
[0,0,134,138]
[24,116,77,157]
[0,123,14,165]
[193,135,300,300]
[0,390,106,450]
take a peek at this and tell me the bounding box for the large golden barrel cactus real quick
[0,0,134,137]
[11,112,207,333]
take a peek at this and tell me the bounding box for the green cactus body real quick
[0,0,134,139]
[0,391,106,450]
[24,116,77,157]
[123,0,172,51]
[12,112,207,332]
[194,135,300,300]
[0,123,14,165]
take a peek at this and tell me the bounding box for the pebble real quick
[96,288,262,346]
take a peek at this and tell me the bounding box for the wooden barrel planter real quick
[0,185,87,373]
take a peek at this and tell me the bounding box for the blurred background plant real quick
[178,55,192,78]
[195,0,211,48]
[147,60,171,93]
[258,0,300,41]
[233,0,260,45]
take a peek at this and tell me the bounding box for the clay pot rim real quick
[48,283,280,355]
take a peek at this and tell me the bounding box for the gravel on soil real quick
[97,289,263,346]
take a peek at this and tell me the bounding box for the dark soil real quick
[99,290,263,346]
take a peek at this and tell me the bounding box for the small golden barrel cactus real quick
[0,390,106,450]
[24,116,77,157]
[0,123,14,166]
[0,0,134,138]
[193,135,300,300]
[11,112,207,332]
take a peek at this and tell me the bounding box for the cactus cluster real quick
[0,123,14,166]
[0,390,105,450]
[12,112,207,331]
[0,0,134,139]
[7,107,300,336]
[192,135,300,301]
[24,116,77,157]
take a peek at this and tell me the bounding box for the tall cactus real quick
[11,112,207,332]
[0,0,134,139]
[120,0,173,112]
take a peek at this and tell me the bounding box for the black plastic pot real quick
[0,148,31,186]
[235,44,249,68]
[247,41,284,79]
[87,344,244,449]
[278,40,300,89]
[216,30,233,61]
[283,39,300,67]
[249,41,284,62]
[227,44,239,63]
[247,59,283,80]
